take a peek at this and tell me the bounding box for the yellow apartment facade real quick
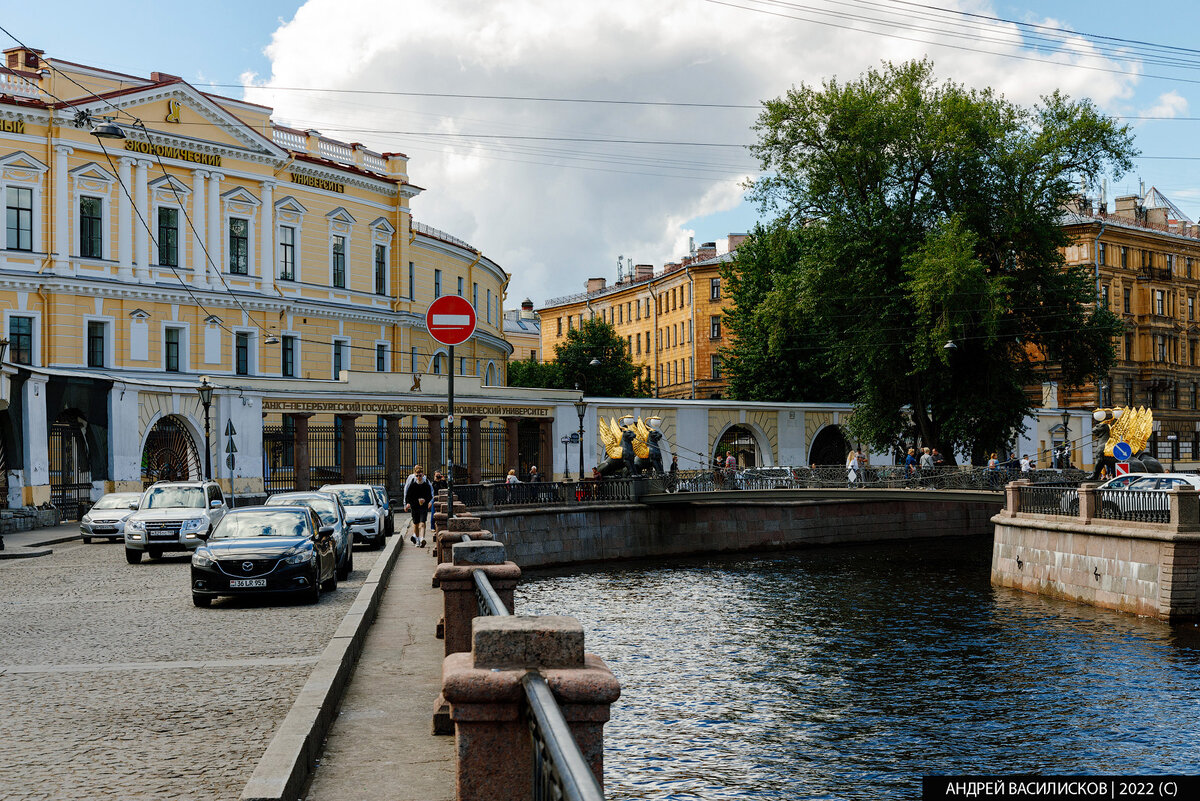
[0,46,522,514]
[538,237,743,400]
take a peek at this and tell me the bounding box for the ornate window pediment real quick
[0,150,49,182]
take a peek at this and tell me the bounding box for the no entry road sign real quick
[426,295,477,346]
[1115,461,1130,476]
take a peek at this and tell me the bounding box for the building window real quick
[332,235,346,288]
[1192,383,1197,410]
[1120,247,1128,268]
[1124,333,1133,360]
[1190,297,1194,322]
[8,315,33,364]
[710,315,722,339]
[1157,335,1167,362]
[375,244,386,295]
[1097,243,1106,266]
[282,335,296,377]
[568,316,574,332]
[486,289,492,324]
[376,344,386,372]
[158,207,179,267]
[1189,258,1194,278]
[87,321,105,368]
[636,333,641,355]
[1101,284,1109,308]
[408,262,415,299]
[165,327,181,373]
[557,317,562,336]
[531,349,537,361]
[229,218,249,274]
[1123,287,1131,313]
[473,282,479,310]
[6,186,33,251]
[434,269,442,298]
[1156,290,1165,316]
[79,195,103,258]
[433,353,443,375]
[235,332,250,376]
[457,276,464,296]
[279,225,295,281]
[618,304,623,324]
[1167,254,1175,273]
[333,340,346,379]
[711,354,722,379]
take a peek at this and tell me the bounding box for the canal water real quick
[516,535,1200,800]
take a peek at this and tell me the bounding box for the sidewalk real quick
[303,536,455,800]
[0,520,81,559]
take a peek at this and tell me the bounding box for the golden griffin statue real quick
[596,416,664,475]
[1096,406,1153,458]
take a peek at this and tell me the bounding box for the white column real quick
[53,145,72,275]
[118,157,134,281]
[191,170,207,287]
[259,180,275,293]
[206,172,223,287]
[108,382,142,488]
[21,374,50,505]
[134,159,151,282]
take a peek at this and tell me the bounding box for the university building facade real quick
[0,46,526,514]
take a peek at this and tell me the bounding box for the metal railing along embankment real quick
[471,569,605,801]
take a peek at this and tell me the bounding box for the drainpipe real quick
[1095,219,1107,407]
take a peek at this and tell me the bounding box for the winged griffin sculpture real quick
[595,417,666,476]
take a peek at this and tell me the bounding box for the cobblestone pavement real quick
[0,537,383,800]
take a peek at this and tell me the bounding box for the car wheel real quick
[192,593,211,608]
[376,535,386,550]
[303,569,321,604]
[125,548,142,564]
[147,548,163,560]
[337,551,351,581]
[82,535,92,544]
[322,567,338,592]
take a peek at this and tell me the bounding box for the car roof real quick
[320,483,373,490]
[102,491,142,497]
[268,491,336,500]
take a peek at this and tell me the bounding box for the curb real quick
[240,534,405,801]
[0,546,54,560]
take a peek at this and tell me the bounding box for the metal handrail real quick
[522,673,606,801]
[473,567,510,617]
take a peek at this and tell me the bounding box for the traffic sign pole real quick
[447,344,455,521]
[426,296,476,522]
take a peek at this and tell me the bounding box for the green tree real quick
[507,317,652,397]
[733,59,1133,462]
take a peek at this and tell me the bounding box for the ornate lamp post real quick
[561,434,572,481]
[1061,409,1071,469]
[573,397,587,479]
[197,376,214,480]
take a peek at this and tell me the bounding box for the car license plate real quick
[229,578,267,588]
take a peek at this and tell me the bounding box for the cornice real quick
[412,232,506,285]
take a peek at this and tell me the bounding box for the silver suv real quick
[124,481,227,564]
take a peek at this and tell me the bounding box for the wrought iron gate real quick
[516,421,543,479]
[142,415,202,487]
[50,415,91,521]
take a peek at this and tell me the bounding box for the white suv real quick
[320,484,386,549]
[124,481,227,564]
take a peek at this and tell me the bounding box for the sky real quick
[5,0,1200,307]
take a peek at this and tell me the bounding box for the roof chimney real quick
[697,242,717,261]
[727,233,748,252]
[634,264,654,281]
[586,277,607,294]
[521,298,534,311]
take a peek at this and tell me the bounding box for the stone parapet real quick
[435,562,521,656]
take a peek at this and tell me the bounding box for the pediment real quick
[221,185,261,206]
[326,206,356,224]
[369,216,395,235]
[68,161,116,182]
[0,150,49,173]
[274,195,307,215]
[148,174,191,194]
[65,82,288,164]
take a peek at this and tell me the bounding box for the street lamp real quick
[1060,409,1071,469]
[197,376,214,480]
[573,397,587,479]
[0,337,9,363]
[561,434,572,481]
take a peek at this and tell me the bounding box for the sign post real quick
[426,295,477,521]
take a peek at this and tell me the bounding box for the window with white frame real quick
[79,195,103,259]
[374,244,386,295]
[376,343,387,372]
[8,314,34,364]
[6,185,33,251]
[164,326,183,373]
[158,207,179,267]
[235,331,252,375]
[486,289,492,324]
[332,339,349,379]
[86,320,109,368]
[282,335,296,377]
[332,235,346,288]
[229,217,249,274]
[434,269,442,298]
[279,225,296,281]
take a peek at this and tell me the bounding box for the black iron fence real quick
[1097,489,1172,523]
[1017,485,1079,516]
[669,465,1085,493]
[453,478,640,510]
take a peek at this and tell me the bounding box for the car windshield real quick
[1125,478,1160,491]
[93,495,135,510]
[266,495,338,524]
[331,488,374,506]
[373,488,386,504]
[143,487,205,509]
[212,510,310,540]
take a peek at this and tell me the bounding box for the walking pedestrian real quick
[403,464,432,548]
[846,449,861,488]
[919,447,934,487]
[904,448,918,483]
[1020,454,1031,474]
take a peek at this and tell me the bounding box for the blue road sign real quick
[1113,441,1132,461]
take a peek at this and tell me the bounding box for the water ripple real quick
[517,536,1200,799]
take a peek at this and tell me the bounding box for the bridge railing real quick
[1017,484,1079,516]
[1006,480,1198,525]
[453,478,640,510]
[667,465,1081,493]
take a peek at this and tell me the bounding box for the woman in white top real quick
[505,468,520,484]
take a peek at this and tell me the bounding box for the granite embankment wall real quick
[475,490,1003,569]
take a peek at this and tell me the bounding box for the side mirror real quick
[128,501,139,510]
[318,525,334,537]
[210,499,224,509]
[197,529,212,541]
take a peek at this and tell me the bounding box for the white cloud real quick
[1143,91,1189,119]
[246,0,1137,305]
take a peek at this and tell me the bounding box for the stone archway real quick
[808,424,851,467]
[713,424,762,468]
[141,414,202,487]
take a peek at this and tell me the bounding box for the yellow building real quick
[1057,187,1200,467]
[503,299,541,362]
[0,46,514,512]
[539,237,743,399]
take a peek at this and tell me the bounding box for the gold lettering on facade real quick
[290,173,345,193]
[123,139,221,166]
[165,99,182,123]
[0,118,25,135]
[261,400,550,417]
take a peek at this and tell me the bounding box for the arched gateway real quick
[141,415,202,487]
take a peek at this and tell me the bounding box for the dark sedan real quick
[190,506,337,608]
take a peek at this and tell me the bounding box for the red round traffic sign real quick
[425,295,477,346]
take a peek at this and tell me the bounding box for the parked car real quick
[1095,472,1200,517]
[123,481,227,564]
[1059,473,1154,514]
[80,492,142,543]
[319,484,386,548]
[189,506,337,607]
[265,491,353,580]
[371,484,394,537]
